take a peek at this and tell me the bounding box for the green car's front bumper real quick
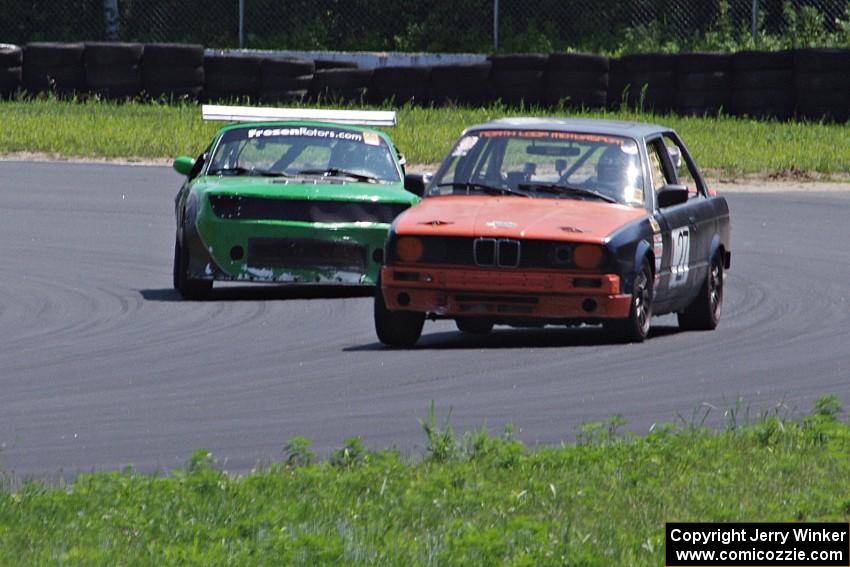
[184,213,390,285]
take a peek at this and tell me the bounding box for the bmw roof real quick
[464,117,670,139]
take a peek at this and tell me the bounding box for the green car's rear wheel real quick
[173,234,213,301]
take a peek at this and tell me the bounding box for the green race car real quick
[172,106,420,299]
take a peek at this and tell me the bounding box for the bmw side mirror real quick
[657,184,689,208]
[173,156,196,176]
[404,172,432,197]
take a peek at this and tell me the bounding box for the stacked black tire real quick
[609,54,676,112]
[204,53,263,101]
[427,62,492,106]
[142,44,204,100]
[260,58,314,103]
[676,53,732,116]
[309,68,373,102]
[731,50,794,119]
[84,42,143,99]
[314,59,359,71]
[23,43,85,95]
[489,54,547,106]
[794,48,850,122]
[544,53,608,108]
[0,44,22,98]
[367,66,431,105]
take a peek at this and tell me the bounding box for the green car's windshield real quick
[207,125,401,183]
[428,129,646,207]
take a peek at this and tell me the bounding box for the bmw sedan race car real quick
[375,118,731,346]
[172,106,419,299]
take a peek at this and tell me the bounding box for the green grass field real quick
[1,398,849,566]
[3,97,850,176]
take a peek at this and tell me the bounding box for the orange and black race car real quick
[375,118,731,346]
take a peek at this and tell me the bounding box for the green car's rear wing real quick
[201,105,397,127]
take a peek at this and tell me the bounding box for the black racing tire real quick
[84,42,143,66]
[488,53,548,71]
[23,64,85,93]
[314,59,358,70]
[261,57,315,78]
[732,50,793,71]
[173,235,213,301]
[261,74,312,91]
[677,53,732,74]
[794,48,850,73]
[629,70,676,88]
[374,282,424,347]
[24,43,84,67]
[142,43,204,67]
[455,318,494,335]
[370,65,431,89]
[204,54,262,75]
[0,44,22,67]
[86,65,142,97]
[604,259,653,343]
[491,68,544,89]
[620,53,677,73]
[795,72,850,92]
[310,68,372,89]
[678,253,723,331]
[675,90,731,113]
[430,63,492,87]
[547,71,609,91]
[732,69,793,90]
[731,90,795,119]
[0,67,21,92]
[547,52,609,73]
[205,74,260,98]
[143,65,205,87]
[677,71,731,91]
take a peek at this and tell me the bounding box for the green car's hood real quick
[193,176,417,204]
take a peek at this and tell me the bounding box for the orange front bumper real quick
[381,265,632,319]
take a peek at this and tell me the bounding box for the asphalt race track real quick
[2,161,849,479]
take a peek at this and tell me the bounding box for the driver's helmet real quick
[596,144,634,186]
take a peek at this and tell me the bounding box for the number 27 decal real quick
[669,227,690,287]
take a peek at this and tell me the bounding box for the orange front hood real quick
[395,195,647,243]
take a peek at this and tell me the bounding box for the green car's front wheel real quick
[173,234,213,301]
[374,282,424,347]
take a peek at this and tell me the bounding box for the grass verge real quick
[1,396,849,566]
[3,97,850,177]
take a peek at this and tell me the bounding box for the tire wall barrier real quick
[4,42,850,122]
[0,43,22,98]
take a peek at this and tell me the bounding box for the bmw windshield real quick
[429,129,645,207]
[207,125,401,183]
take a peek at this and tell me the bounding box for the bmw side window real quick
[663,134,703,198]
[646,140,673,193]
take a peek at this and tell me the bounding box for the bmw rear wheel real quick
[173,234,213,301]
[604,259,653,343]
[374,280,424,347]
[678,252,723,331]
